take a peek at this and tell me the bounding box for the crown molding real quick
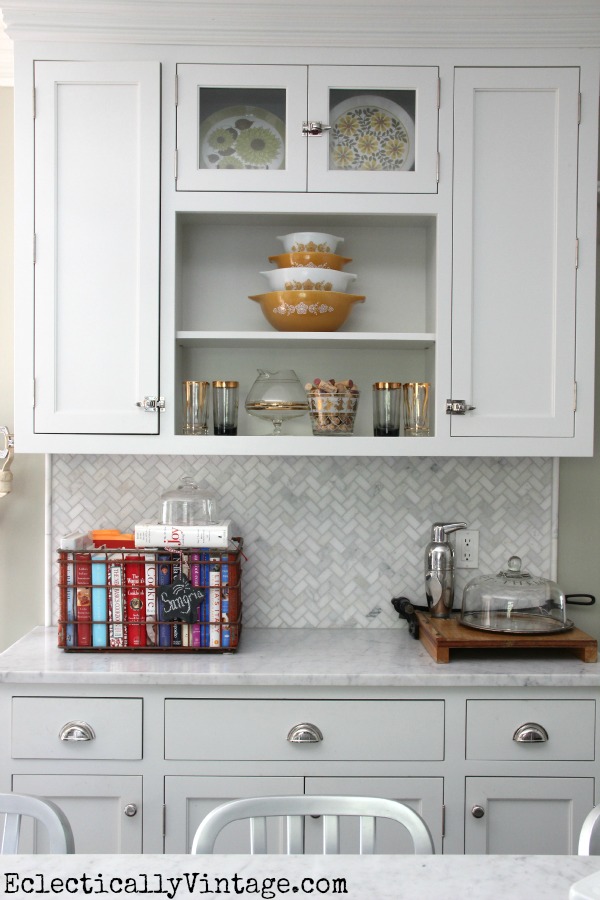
[1,0,600,48]
[0,14,13,85]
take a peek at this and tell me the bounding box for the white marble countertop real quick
[1,626,599,687]
[1,854,599,899]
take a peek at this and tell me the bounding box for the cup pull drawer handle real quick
[513,723,549,743]
[287,723,323,744]
[59,720,96,742]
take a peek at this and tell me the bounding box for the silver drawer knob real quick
[513,723,549,743]
[287,722,323,744]
[59,720,96,742]
[124,804,137,817]
[471,805,485,819]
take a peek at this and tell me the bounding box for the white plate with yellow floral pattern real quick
[200,105,285,170]
[328,95,415,172]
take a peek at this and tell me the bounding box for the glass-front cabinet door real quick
[176,64,308,191]
[176,64,439,193]
[307,66,439,193]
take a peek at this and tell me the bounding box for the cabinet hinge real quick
[33,86,36,119]
[174,149,178,181]
[441,804,446,838]
[575,237,579,269]
[174,73,178,107]
[33,233,37,265]
[578,92,581,125]
[437,77,441,110]
[436,151,440,184]
[574,381,578,412]
[32,378,36,408]
[162,804,166,838]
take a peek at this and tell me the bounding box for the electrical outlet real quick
[455,529,479,569]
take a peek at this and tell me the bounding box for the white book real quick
[134,520,232,549]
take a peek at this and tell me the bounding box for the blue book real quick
[221,559,230,648]
[91,554,108,647]
[157,552,172,647]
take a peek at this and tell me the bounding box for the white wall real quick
[0,86,45,652]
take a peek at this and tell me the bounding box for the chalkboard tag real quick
[157,574,204,623]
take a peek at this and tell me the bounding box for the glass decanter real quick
[245,369,308,435]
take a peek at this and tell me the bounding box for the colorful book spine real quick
[190,551,201,648]
[221,557,230,649]
[108,557,125,648]
[58,551,76,648]
[171,554,183,647]
[157,553,172,647]
[75,553,92,647]
[209,552,222,647]
[144,554,157,647]
[91,554,108,648]
[226,550,241,648]
[125,556,146,647]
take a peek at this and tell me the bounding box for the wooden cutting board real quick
[415,611,598,664]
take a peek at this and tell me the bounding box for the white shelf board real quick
[176,331,436,350]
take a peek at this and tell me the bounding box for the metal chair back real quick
[0,793,75,854]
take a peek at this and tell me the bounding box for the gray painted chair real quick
[191,795,434,855]
[579,806,600,855]
[0,793,75,854]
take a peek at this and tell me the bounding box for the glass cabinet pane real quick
[198,87,287,171]
[328,89,416,173]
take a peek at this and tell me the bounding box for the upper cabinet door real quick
[176,64,308,191]
[34,61,161,434]
[307,65,439,193]
[451,67,580,439]
[176,64,439,194]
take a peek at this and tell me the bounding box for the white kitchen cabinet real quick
[176,64,439,193]
[11,773,143,853]
[464,776,594,854]
[31,60,161,435]
[451,67,581,440]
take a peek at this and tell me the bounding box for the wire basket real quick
[57,542,242,653]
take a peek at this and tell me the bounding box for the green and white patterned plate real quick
[329,94,415,172]
[200,105,286,170]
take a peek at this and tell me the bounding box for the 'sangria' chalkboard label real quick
[158,575,204,623]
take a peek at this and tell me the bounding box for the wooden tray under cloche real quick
[415,611,598,664]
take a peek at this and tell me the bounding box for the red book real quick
[75,553,92,647]
[125,556,146,647]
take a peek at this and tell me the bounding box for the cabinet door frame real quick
[33,60,161,435]
[307,65,440,194]
[176,64,308,192]
[451,66,580,439]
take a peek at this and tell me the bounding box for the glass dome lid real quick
[160,476,218,526]
[460,555,572,634]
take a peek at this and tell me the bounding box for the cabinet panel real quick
[164,775,303,853]
[466,700,595,761]
[465,776,593,854]
[33,61,160,434]
[12,697,143,760]
[451,67,580,438]
[305,776,444,853]
[12,773,143,853]
[165,699,444,761]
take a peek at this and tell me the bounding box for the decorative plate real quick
[328,94,415,172]
[200,105,285,170]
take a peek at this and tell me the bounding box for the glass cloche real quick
[460,555,572,634]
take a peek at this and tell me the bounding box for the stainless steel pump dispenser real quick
[424,522,467,618]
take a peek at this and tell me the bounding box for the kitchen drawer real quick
[466,700,595,761]
[164,699,444,761]
[12,697,143,760]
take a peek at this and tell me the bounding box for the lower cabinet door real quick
[465,776,594,854]
[304,776,444,854]
[164,775,304,853]
[12,774,143,853]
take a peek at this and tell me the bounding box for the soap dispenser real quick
[424,522,467,618]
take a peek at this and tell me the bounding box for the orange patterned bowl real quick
[268,251,352,270]
[249,290,365,332]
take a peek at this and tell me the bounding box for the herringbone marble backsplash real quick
[51,455,555,628]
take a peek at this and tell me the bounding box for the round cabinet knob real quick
[123,804,138,817]
[58,720,96,742]
[471,805,485,819]
[513,723,549,743]
[287,722,323,744]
